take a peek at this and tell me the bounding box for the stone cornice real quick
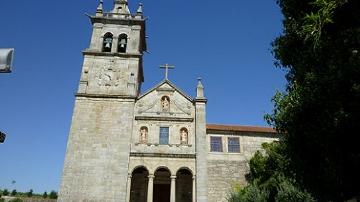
[130,152,196,159]
[76,93,137,100]
[135,116,194,122]
[89,15,146,26]
[194,98,207,104]
[82,50,143,58]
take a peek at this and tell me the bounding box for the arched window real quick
[102,32,113,52]
[118,34,128,53]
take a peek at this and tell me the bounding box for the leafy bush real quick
[26,189,33,197]
[49,190,58,199]
[228,182,269,202]
[228,143,314,202]
[10,189,17,196]
[9,198,23,202]
[42,191,48,198]
[275,175,315,202]
[2,189,9,196]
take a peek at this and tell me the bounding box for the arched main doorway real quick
[130,167,149,202]
[176,168,193,202]
[153,167,171,202]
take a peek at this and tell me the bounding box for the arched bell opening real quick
[118,33,128,53]
[130,166,149,202]
[176,168,193,202]
[102,32,113,52]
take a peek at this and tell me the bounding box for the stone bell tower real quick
[59,0,146,201]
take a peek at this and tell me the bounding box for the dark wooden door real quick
[153,184,170,202]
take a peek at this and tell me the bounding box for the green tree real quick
[42,191,48,198]
[26,189,33,197]
[49,191,58,199]
[2,189,9,196]
[11,189,17,196]
[268,0,360,200]
[228,142,314,202]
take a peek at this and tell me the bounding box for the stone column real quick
[192,175,196,202]
[126,174,132,202]
[147,174,154,202]
[170,175,176,202]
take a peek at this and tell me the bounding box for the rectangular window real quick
[210,136,222,152]
[228,137,240,153]
[159,127,169,145]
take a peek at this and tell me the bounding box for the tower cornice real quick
[82,50,143,58]
[88,14,146,26]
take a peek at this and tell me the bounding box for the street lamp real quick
[0,48,14,73]
[0,131,6,143]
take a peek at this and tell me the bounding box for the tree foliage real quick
[228,143,314,202]
[267,0,360,200]
[26,189,33,197]
[49,191,58,199]
[11,189,17,196]
[2,189,9,196]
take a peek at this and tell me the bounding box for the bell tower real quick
[59,1,146,201]
[77,0,146,97]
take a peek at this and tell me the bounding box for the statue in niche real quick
[139,126,148,144]
[161,96,170,112]
[180,128,188,145]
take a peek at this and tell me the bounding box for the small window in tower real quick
[159,127,169,145]
[118,34,128,53]
[210,136,222,152]
[102,32,113,52]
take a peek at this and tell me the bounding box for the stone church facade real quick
[58,1,278,202]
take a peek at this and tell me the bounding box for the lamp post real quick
[0,131,6,143]
[0,48,14,73]
[0,48,14,144]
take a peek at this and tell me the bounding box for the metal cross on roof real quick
[160,63,175,80]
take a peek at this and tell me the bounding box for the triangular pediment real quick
[138,79,193,102]
[135,80,194,118]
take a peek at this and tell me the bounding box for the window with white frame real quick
[228,137,240,153]
[159,127,169,145]
[210,136,222,152]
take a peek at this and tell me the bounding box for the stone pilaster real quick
[195,78,208,202]
[126,174,132,202]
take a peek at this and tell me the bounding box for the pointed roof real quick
[138,79,194,102]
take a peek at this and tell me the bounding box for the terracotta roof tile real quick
[207,124,276,133]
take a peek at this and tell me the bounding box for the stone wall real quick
[207,159,249,202]
[206,132,278,202]
[58,97,135,202]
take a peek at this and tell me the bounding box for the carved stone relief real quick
[96,60,125,87]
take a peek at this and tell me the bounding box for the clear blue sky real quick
[0,0,285,193]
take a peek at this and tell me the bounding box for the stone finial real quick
[136,3,143,14]
[96,0,103,16]
[196,77,205,98]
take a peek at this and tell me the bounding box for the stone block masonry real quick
[58,97,135,202]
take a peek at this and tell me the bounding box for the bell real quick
[120,39,126,48]
[105,42,111,48]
